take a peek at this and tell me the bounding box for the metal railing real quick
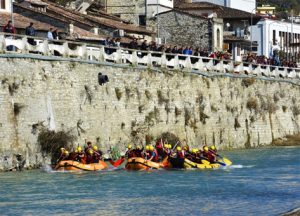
[1,32,300,79]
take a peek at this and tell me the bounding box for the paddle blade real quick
[109,157,125,167]
[223,157,232,166]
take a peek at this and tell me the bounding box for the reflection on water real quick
[0,147,300,216]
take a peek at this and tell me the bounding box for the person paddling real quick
[202,146,216,163]
[57,148,69,162]
[125,144,136,159]
[176,146,185,159]
[147,146,158,162]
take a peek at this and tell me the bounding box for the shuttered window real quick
[0,0,6,9]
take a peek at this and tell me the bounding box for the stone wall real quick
[156,11,210,49]
[100,0,146,25]
[0,56,300,171]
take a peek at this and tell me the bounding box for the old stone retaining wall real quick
[0,55,299,170]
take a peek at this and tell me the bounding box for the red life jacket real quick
[149,150,159,162]
[203,151,216,163]
[127,150,136,158]
[177,150,185,159]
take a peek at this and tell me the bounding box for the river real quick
[0,146,299,216]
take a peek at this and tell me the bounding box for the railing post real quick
[81,43,87,60]
[161,53,167,68]
[132,50,138,66]
[99,46,105,62]
[43,40,49,56]
[174,55,179,70]
[185,56,192,71]
[196,57,204,71]
[22,36,28,54]
[147,51,152,68]
[115,48,122,64]
[63,42,69,58]
[0,35,4,53]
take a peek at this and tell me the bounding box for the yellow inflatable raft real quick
[125,157,169,171]
[55,160,108,171]
[184,158,222,169]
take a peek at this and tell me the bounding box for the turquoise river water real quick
[0,146,299,216]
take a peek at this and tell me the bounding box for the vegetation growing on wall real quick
[38,129,76,164]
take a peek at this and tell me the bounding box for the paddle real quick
[213,152,232,166]
[219,157,232,166]
[108,157,125,167]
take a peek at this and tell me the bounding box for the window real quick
[217,28,220,48]
[0,0,6,9]
[273,30,276,45]
[139,15,146,26]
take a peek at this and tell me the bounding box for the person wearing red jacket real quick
[3,20,16,51]
[202,146,216,163]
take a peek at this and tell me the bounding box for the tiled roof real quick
[175,1,261,21]
[0,12,59,31]
[42,0,153,35]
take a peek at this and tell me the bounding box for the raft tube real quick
[55,160,108,171]
[125,157,169,171]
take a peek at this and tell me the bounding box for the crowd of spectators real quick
[244,53,297,68]
[2,21,298,69]
[103,37,232,61]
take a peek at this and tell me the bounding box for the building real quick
[252,19,300,62]
[190,0,256,13]
[0,0,11,13]
[256,5,276,18]
[174,1,261,60]
[93,0,174,26]
[1,0,155,44]
[154,9,223,51]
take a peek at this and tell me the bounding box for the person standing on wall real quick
[25,22,36,45]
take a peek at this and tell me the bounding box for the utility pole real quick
[11,0,14,25]
[291,9,294,61]
[157,0,159,41]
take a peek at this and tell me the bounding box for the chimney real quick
[69,23,74,35]
[93,27,99,35]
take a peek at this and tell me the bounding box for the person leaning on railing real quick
[47,28,53,40]
[2,20,16,51]
[25,22,36,45]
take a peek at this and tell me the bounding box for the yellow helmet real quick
[93,146,98,151]
[75,149,79,153]
[136,145,141,150]
[204,146,209,152]
[183,146,189,151]
[128,144,132,149]
[145,145,150,151]
[176,146,181,151]
[210,145,216,151]
[64,151,69,156]
[60,147,65,152]
[168,144,172,149]
[164,144,168,148]
[192,148,197,153]
[77,146,82,152]
[88,149,94,155]
[149,146,154,151]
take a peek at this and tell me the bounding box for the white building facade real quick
[147,0,173,17]
[252,19,300,60]
[193,0,256,13]
[0,0,12,12]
